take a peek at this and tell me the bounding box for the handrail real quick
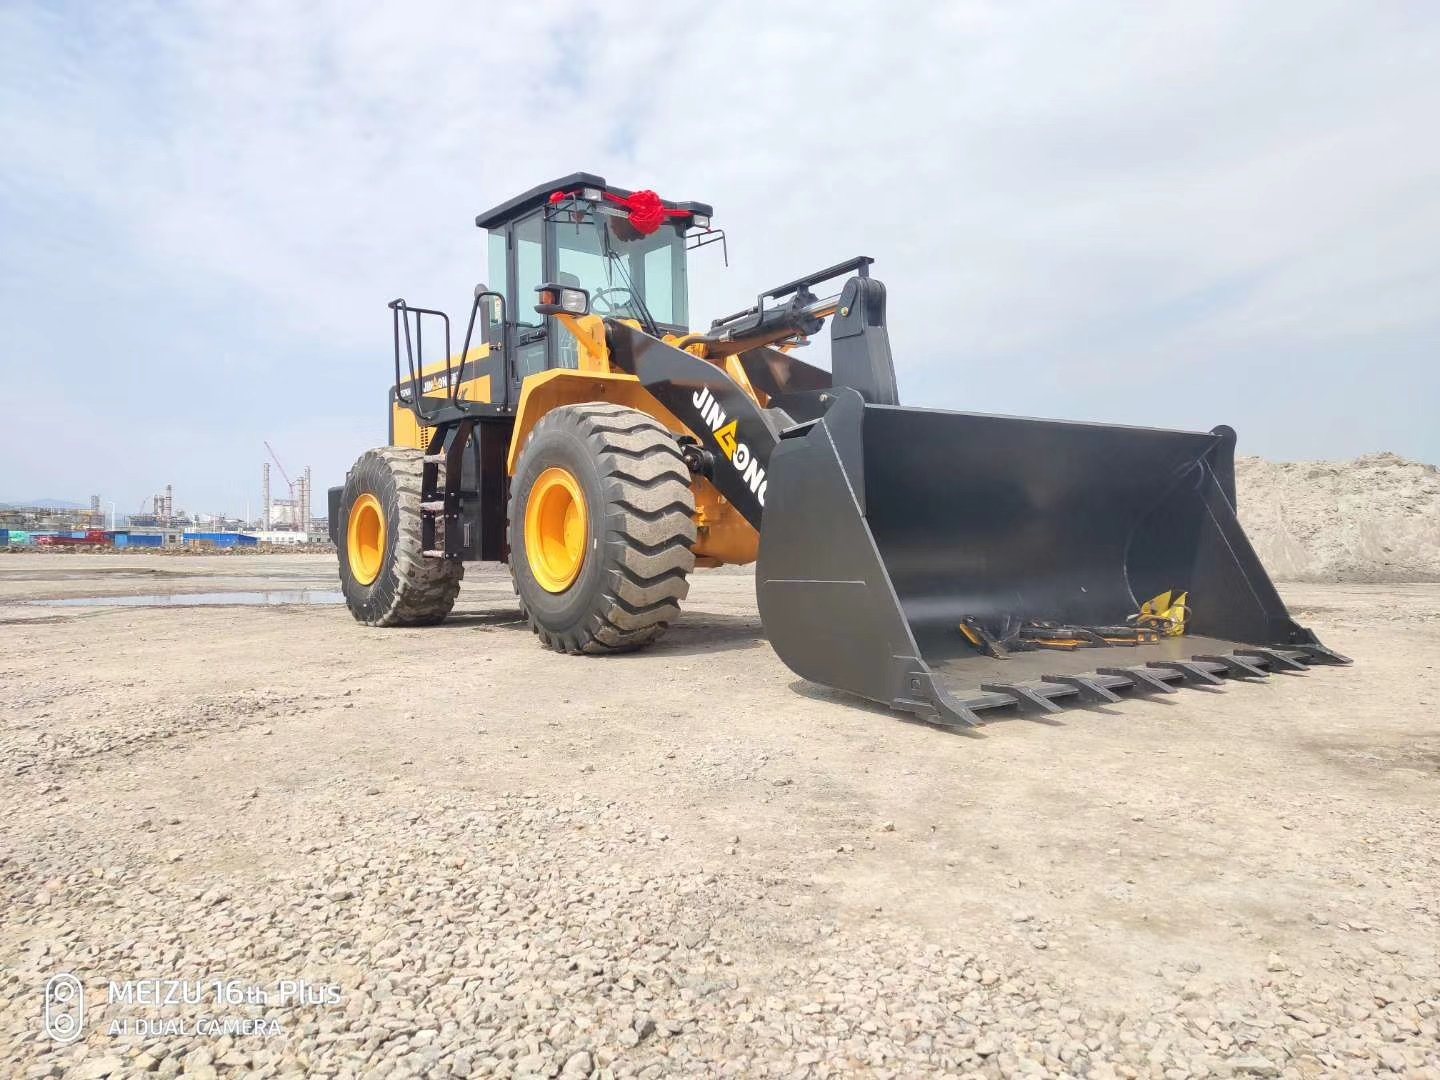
[389,299,451,426]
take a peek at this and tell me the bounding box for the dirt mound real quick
[1236,452,1440,583]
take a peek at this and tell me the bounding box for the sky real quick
[1,1,1437,518]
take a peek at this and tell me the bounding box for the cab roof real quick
[474,172,713,230]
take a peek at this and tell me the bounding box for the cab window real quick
[514,213,544,329]
[485,231,508,338]
[555,217,689,329]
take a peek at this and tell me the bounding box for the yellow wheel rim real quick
[347,492,386,586]
[525,466,589,593]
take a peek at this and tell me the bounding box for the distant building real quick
[244,530,311,545]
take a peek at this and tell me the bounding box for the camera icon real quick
[43,973,85,1043]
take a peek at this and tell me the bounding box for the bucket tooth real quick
[1290,642,1353,665]
[1235,647,1308,672]
[981,682,1065,714]
[1042,673,1123,704]
[894,693,986,728]
[1097,666,1179,694]
[934,696,989,727]
[1147,659,1225,686]
[950,689,1026,727]
[1194,653,1268,679]
[942,704,986,727]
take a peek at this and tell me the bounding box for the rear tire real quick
[339,446,463,626]
[509,404,696,653]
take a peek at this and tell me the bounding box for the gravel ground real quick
[0,554,1436,1079]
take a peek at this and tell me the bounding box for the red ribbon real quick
[549,188,691,236]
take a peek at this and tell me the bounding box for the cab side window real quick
[485,231,509,343]
[511,213,547,380]
[515,214,544,330]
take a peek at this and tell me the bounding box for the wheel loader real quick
[331,172,1349,728]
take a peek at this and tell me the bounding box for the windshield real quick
[555,215,689,329]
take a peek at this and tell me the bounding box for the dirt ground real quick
[1,554,1436,1079]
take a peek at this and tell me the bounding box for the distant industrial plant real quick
[0,447,330,550]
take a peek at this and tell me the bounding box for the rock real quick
[1377,1047,1406,1072]
[562,1050,593,1077]
[1266,953,1285,972]
[72,1059,126,1080]
[1225,1055,1280,1077]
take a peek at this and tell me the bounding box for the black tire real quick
[339,446,463,626]
[508,403,696,653]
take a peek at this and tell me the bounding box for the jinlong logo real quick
[691,386,767,505]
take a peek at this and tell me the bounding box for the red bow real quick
[549,188,690,237]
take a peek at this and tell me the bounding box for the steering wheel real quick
[590,287,637,316]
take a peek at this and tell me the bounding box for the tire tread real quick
[509,405,696,655]
[343,446,462,627]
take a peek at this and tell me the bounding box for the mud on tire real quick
[339,446,463,626]
[508,403,697,653]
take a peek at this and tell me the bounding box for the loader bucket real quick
[756,388,1349,728]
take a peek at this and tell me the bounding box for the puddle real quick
[25,591,345,608]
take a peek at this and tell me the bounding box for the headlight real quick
[534,284,592,318]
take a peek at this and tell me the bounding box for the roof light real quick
[691,214,711,230]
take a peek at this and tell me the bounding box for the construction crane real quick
[264,441,312,534]
[265,440,295,493]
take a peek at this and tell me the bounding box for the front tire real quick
[508,404,696,653]
[339,446,463,626]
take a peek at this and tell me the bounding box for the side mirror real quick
[534,283,590,317]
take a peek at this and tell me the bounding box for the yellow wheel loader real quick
[332,173,1349,728]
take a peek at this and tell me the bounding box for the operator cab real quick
[475,173,716,393]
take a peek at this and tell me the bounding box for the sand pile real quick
[1235,452,1440,583]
